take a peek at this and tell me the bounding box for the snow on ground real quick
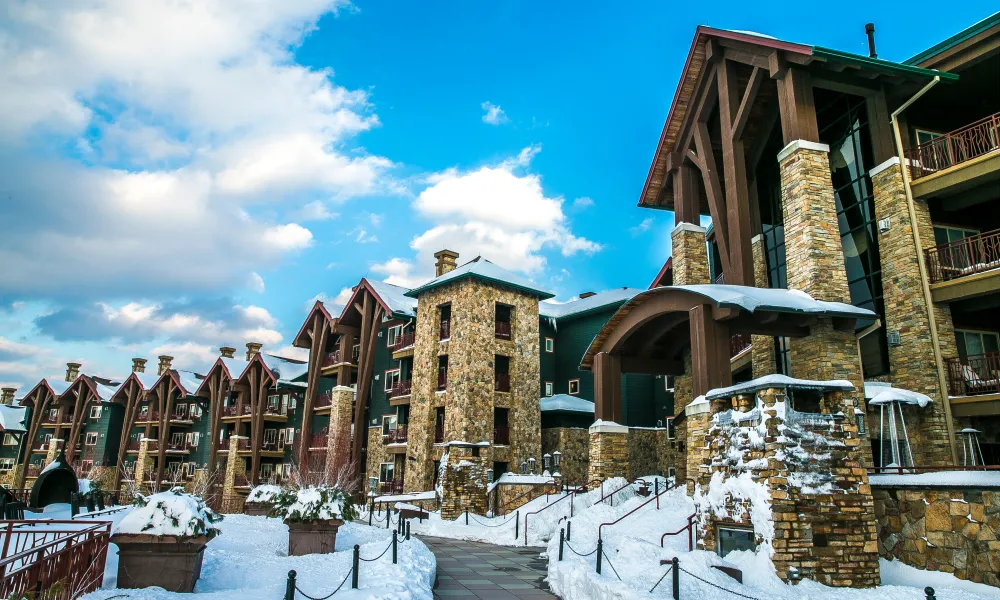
[85,515,435,600]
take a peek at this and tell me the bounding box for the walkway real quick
[419,536,558,600]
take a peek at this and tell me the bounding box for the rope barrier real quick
[602,552,623,581]
[294,567,353,600]
[649,565,673,593]
[678,567,764,600]
[468,512,517,528]
[358,539,395,563]
[564,541,598,557]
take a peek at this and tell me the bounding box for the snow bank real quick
[272,485,357,522]
[246,484,283,504]
[870,470,1000,489]
[116,488,222,537]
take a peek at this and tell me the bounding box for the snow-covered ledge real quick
[671,222,707,236]
[777,139,830,161]
[589,420,627,434]
[870,470,1000,489]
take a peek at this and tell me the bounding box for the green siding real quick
[369,325,398,427]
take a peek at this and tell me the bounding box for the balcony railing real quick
[905,112,1000,180]
[946,351,1000,397]
[219,438,249,451]
[495,320,512,340]
[730,333,752,358]
[309,434,328,449]
[379,479,404,495]
[925,228,1000,284]
[437,371,448,391]
[390,380,412,398]
[221,405,240,417]
[314,392,332,409]
[439,320,450,340]
[494,425,510,445]
[385,425,408,444]
[391,331,415,352]
[0,520,111,600]
[494,373,511,393]
[42,413,58,424]
[137,410,160,422]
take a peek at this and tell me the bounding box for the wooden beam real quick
[676,63,720,162]
[693,121,733,277]
[634,313,690,357]
[351,291,383,483]
[593,352,622,422]
[717,59,756,287]
[673,164,700,225]
[298,314,328,469]
[689,305,733,398]
[732,67,764,142]
[776,66,820,145]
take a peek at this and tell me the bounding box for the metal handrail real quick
[0,520,111,600]
[524,491,575,545]
[598,479,634,507]
[598,481,684,540]
[925,228,1000,284]
[660,512,697,550]
[905,111,1000,180]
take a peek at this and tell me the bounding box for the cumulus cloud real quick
[295,201,340,222]
[249,272,266,293]
[572,196,595,210]
[371,258,425,288]
[629,217,655,236]
[481,101,509,125]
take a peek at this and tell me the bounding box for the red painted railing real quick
[495,320,512,340]
[494,426,510,445]
[494,373,511,393]
[385,425,408,444]
[439,320,451,340]
[660,512,697,550]
[905,112,1000,180]
[945,351,1000,396]
[380,479,404,495]
[25,465,40,478]
[221,405,239,417]
[322,350,344,367]
[390,380,412,398]
[314,392,332,409]
[925,228,1000,284]
[219,438,249,451]
[41,413,58,424]
[730,333,751,358]
[137,410,160,422]
[598,481,683,540]
[525,491,574,545]
[391,331,415,352]
[0,520,111,600]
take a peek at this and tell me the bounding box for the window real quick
[85,432,98,446]
[667,467,676,480]
[81,460,93,471]
[379,462,394,483]
[352,344,360,362]
[171,432,184,446]
[956,330,1000,359]
[789,389,822,413]
[385,369,401,392]
[437,356,448,391]
[263,429,277,446]
[666,417,676,440]
[494,355,510,392]
[717,526,756,557]
[664,376,674,392]
[288,395,297,410]
[3,434,16,446]
[495,303,512,340]
[267,395,280,411]
[387,325,402,348]
[914,128,943,146]
[139,405,149,418]
[568,379,580,395]
[434,407,445,443]
[494,408,509,445]
[544,382,553,397]
[285,428,295,443]
[89,406,102,419]
[0,458,16,471]
[934,225,978,247]
[544,338,554,353]
[381,414,398,436]
[439,304,452,340]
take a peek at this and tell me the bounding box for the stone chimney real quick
[220,346,236,359]
[157,355,174,376]
[245,342,262,361]
[132,358,147,373]
[65,362,81,382]
[0,388,15,406]
[434,249,460,277]
[579,291,597,299]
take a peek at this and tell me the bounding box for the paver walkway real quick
[419,536,558,600]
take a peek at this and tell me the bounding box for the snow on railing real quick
[0,520,111,600]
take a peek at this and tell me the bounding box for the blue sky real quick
[1,0,995,389]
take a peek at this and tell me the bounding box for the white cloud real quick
[263,223,313,251]
[371,258,425,288]
[148,342,220,372]
[481,101,509,126]
[294,200,340,222]
[273,345,309,361]
[572,196,595,210]
[629,217,655,236]
[249,272,265,293]
[351,226,378,244]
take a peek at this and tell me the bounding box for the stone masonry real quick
[586,421,628,484]
[541,427,588,486]
[750,234,776,378]
[871,158,955,466]
[405,277,541,493]
[325,386,354,480]
[670,223,711,286]
[439,443,488,521]
[873,485,1000,587]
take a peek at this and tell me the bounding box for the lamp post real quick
[520,461,528,475]
[542,453,551,476]
[528,457,536,475]
[552,451,562,479]
[487,468,494,483]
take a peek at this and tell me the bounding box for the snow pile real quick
[694,471,774,549]
[87,516,436,599]
[272,485,357,523]
[869,387,934,407]
[246,484,283,504]
[117,488,222,537]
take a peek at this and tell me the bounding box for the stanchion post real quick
[465,509,469,526]
[925,587,936,600]
[284,570,296,600]
[558,528,564,561]
[406,521,411,540]
[596,539,603,574]
[387,509,391,529]
[514,511,519,540]
[352,545,359,589]
[567,520,572,541]
[392,531,398,565]
[671,557,679,600]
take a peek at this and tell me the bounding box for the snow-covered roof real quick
[705,374,855,400]
[134,372,162,390]
[368,279,418,318]
[175,370,204,397]
[221,357,251,380]
[868,387,933,407]
[45,379,72,397]
[671,285,876,319]
[540,394,595,413]
[0,405,27,433]
[487,472,556,493]
[93,382,121,401]
[539,288,644,320]
[404,257,554,300]
[261,353,309,383]
[870,470,1000,489]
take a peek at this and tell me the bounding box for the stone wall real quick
[494,482,559,514]
[587,422,628,484]
[541,427,588,485]
[750,235,776,378]
[670,224,710,286]
[439,443,488,521]
[873,485,999,587]
[366,426,389,482]
[627,427,684,481]
[870,159,956,466]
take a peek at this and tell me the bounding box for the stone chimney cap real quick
[434,249,460,277]
[65,362,81,382]
[157,355,174,376]
[220,346,237,358]
[245,342,262,361]
[131,357,147,373]
[434,249,460,260]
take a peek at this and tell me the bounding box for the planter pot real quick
[245,502,273,517]
[286,519,344,556]
[110,532,216,592]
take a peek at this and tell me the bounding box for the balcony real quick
[385,425,408,445]
[219,438,249,451]
[437,371,447,391]
[946,351,1000,397]
[389,380,412,398]
[26,464,41,477]
[391,331,415,352]
[380,479,404,495]
[42,413,59,424]
[730,333,752,358]
[925,228,1000,285]
[495,320,512,340]
[165,441,189,453]
[314,392,332,410]
[494,373,510,393]
[439,320,451,340]
[494,425,510,445]
[137,410,160,423]
[905,112,1000,181]
[221,405,241,418]
[323,349,357,368]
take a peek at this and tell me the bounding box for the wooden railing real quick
[905,112,1000,180]
[494,373,510,393]
[385,426,408,444]
[219,438,249,451]
[730,333,752,358]
[946,351,1000,397]
[439,320,451,340]
[137,410,159,422]
[391,331,415,352]
[390,380,412,398]
[925,228,1000,283]
[41,413,58,424]
[495,320,511,340]
[0,520,111,600]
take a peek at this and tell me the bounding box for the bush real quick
[117,487,223,537]
[271,485,357,523]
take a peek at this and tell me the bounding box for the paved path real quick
[419,536,558,600]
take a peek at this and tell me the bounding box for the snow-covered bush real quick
[271,485,357,523]
[247,484,283,504]
[117,487,223,537]
[77,478,103,500]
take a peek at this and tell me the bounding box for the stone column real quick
[134,438,151,490]
[870,157,956,466]
[45,438,63,466]
[439,443,487,521]
[670,223,710,286]
[221,436,247,513]
[750,235,776,377]
[586,421,628,485]
[325,386,356,483]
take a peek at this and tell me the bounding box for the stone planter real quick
[286,519,344,556]
[110,532,216,592]
[244,501,273,516]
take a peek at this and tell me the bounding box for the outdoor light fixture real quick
[788,568,801,583]
[486,468,494,483]
[368,476,378,496]
[520,461,528,474]
[855,410,867,435]
[528,457,536,474]
[543,453,551,471]
[552,451,561,470]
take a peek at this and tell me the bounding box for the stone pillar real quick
[870,158,956,466]
[439,443,487,521]
[586,421,628,485]
[134,438,151,490]
[670,223,710,286]
[45,439,63,466]
[222,436,247,512]
[325,386,355,483]
[750,235,776,377]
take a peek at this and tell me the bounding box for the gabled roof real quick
[193,356,251,396]
[18,378,72,406]
[109,371,163,402]
[404,257,554,300]
[60,374,121,403]
[539,288,644,321]
[293,301,335,348]
[367,279,417,318]
[541,394,595,414]
[904,11,1000,67]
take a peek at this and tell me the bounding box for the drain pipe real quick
[888,75,958,465]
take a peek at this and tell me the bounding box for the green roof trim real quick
[406,272,555,300]
[811,46,959,82]
[904,11,1000,66]
[403,257,554,300]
